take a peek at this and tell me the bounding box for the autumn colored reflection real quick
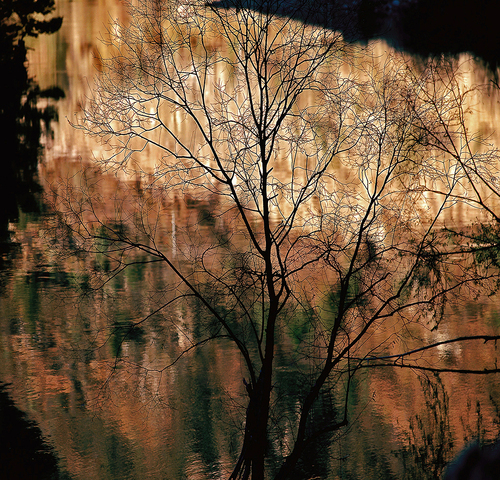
[1,1,500,479]
[2,166,500,479]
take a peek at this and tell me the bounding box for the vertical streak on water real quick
[172,209,177,257]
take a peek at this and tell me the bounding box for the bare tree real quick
[53,0,500,478]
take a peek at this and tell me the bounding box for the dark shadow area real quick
[208,0,500,75]
[0,382,72,480]
[395,0,500,73]
[0,0,64,243]
[444,439,500,480]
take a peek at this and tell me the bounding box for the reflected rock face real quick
[444,440,500,480]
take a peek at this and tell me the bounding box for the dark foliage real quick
[0,0,63,240]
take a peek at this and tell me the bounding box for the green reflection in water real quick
[187,349,223,478]
[1,189,500,480]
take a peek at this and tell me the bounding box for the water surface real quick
[2,1,500,478]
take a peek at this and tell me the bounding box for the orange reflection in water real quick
[7,1,500,478]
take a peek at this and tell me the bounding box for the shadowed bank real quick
[208,0,500,73]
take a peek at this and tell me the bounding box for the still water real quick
[2,1,500,479]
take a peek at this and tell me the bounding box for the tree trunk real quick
[231,364,273,480]
[231,245,278,480]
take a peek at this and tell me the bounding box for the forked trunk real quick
[230,363,274,480]
[231,260,278,480]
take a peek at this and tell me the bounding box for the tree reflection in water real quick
[397,374,455,479]
[3,0,500,479]
[0,0,63,241]
[59,0,500,477]
[0,0,65,476]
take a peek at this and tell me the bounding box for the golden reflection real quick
[4,0,499,479]
[27,0,500,231]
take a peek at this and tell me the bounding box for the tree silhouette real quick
[53,0,500,478]
[0,0,63,238]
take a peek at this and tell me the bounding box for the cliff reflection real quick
[3,0,500,478]
[1,162,500,478]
